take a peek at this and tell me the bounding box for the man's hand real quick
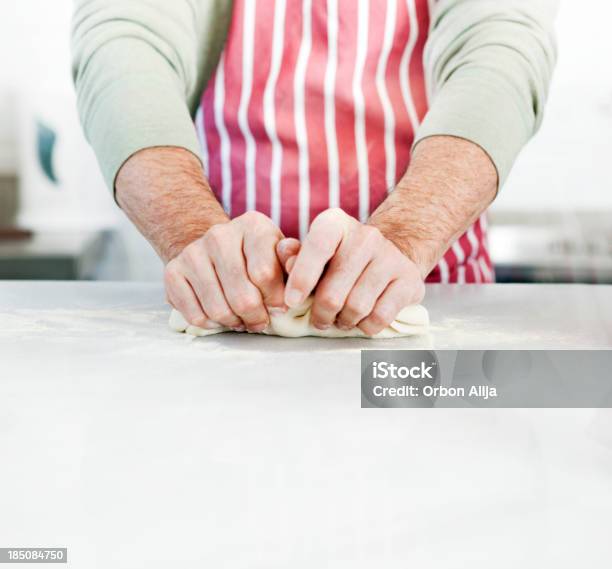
[116,148,302,332]
[282,208,425,336]
[164,211,297,332]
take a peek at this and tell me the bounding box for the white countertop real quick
[1,282,611,567]
[1,281,611,353]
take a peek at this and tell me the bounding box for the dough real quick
[169,296,429,339]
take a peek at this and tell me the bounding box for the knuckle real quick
[315,207,349,224]
[358,319,378,335]
[325,207,346,220]
[348,298,371,318]
[369,310,390,328]
[208,308,233,323]
[250,264,277,287]
[361,224,383,247]
[241,210,266,224]
[233,294,261,316]
[362,324,382,336]
[317,291,343,313]
[398,274,425,304]
[312,207,342,228]
[240,210,257,222]
[183,244,203,266]
[204,224,228,249]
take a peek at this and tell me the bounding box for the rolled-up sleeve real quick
[414,0,558,187]
[71,0,229,191]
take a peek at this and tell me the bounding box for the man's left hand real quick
[282,208,425,336]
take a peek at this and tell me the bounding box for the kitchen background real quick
[0,0,611,282]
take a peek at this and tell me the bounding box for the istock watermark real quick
[361,350,612,408]
[362,350,440,408]
[372,360,435,380]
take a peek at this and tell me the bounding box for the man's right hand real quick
[164,211,298,333]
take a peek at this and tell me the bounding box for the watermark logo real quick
[362,350,439,408]
[361,350,612,408]
[372,360,434,380]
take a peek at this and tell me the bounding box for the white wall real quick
[0,0,73,173]
[494,0,612,212]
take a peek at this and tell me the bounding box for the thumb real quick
[276,238,301,273]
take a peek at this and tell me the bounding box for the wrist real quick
[116,146,229,262]
[368,214,433,279]
[368,135,497,277]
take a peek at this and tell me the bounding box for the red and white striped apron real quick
[196,0,494,283]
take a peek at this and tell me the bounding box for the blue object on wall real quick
[36,119,59,185]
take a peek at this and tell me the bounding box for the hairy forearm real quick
[368,135,498,277]
[115,147,229,263]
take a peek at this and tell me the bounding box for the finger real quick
[358,279,421,336]
[164,266,212,329]
[285,255,297,274]
[309,229,379,329]
[183,252,244,330]
[284,211,347,307]
[335,255,396,330]
[208,234,270,332]
[244,230,286,310]
[276,238,301,272]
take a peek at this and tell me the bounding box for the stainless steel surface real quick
[1,282,611,568]
[489,211,612,283]
[0,231,107,279]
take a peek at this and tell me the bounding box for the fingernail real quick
[285,289,303,307]
[268,306,287,316]
[249,323,268,333]
[313,322,331,331]
[203,321,221,329]
[337,323,351,331]
[232,325,246,332]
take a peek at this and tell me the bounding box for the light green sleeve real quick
[71,0,232,191]
[414,0,558,187]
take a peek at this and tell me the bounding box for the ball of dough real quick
[169,296,429,339]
